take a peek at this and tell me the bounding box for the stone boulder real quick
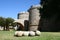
[29,31,35,36]
[35,30,41,36]
[23,31,29,36]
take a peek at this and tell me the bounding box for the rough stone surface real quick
[14,31,19,36]
[17,31,24,37]
[29,5,40,31]
[23,31,29,36]
[14,31,24,37]
[35,30,41,36]
[29,26,38,31]
[29,31,35,36]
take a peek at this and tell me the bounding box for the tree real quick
[6,17,14,31]
[0,17,6,30]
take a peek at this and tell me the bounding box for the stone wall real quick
[18,12,29,20]
[40,0,60,32]
[14,12,29,31]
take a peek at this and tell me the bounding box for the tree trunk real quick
[3,26,6,31]
[6,25,9,31]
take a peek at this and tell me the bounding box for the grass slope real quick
[0,31,60,40]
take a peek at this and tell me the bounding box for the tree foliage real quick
[0,17,6,26]
[0,17,14,31]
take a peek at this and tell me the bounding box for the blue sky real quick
[0,0,40,19]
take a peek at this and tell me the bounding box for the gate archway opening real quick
[14,22,24,31]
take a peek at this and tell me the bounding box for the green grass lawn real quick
[0,31,60,40]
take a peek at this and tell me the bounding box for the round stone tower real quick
[28,5,41,31]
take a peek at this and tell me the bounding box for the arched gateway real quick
[14,19,24,31]
[15,22,24,31]
[14,12,29,31]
